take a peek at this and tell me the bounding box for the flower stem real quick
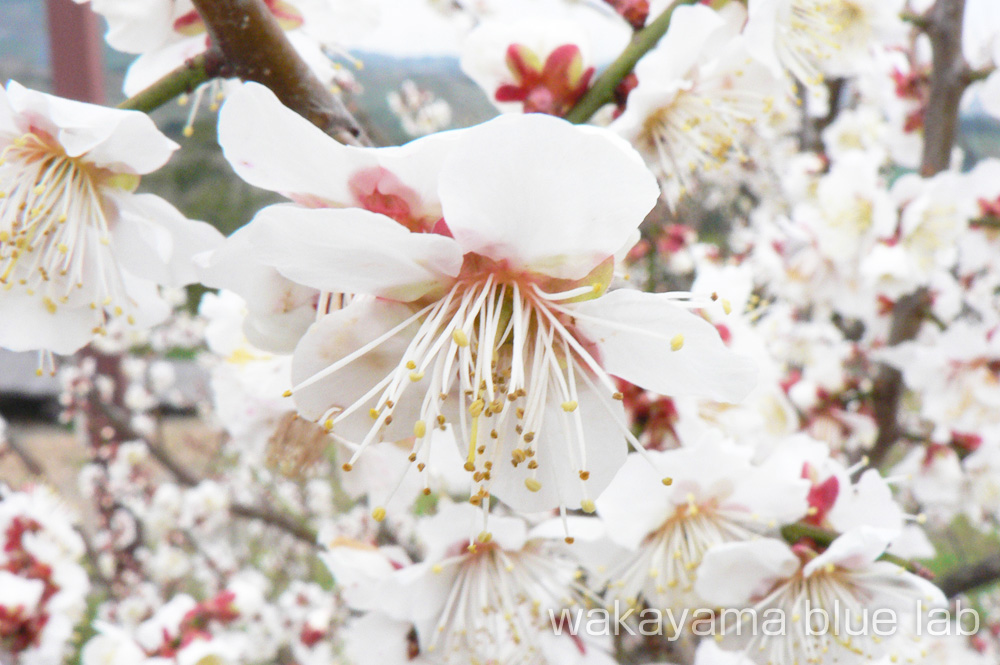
[564,0,699,124]
[117,51,223,113]
[781,522,933,578]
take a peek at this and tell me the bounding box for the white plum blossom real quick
[696,527,947,665]
[0,81,222,355]
[613,4,779,203]
[594,440,810,613]
[745,0,907,86]
[210,82,757,520]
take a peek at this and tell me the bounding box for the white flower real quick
[349,502,589,665]
[745,0,906,86]
[213,82,757,517]
[594,440,810,613]
[696,527,946,665]
[613,4,778,203]
[0,81,222,354]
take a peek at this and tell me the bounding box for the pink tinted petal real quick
[5,81,177,174]
[571,289,758,403]
[694,539,800,607]
[803,526,893,575]
[438,114,658,280]
[247,205,462,301]
[218,82,373,205]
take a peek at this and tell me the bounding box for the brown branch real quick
[3,433,44,476]
[144,436,318,547]
[937,554,1000,597]
[919,0,969,176]
[190,0,370,146]
[868,0,968,468]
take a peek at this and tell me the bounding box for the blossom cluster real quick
[2,0,1000,664]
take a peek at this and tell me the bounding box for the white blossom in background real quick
[612,4,779,204]
[0,485,90,665]
[387,80,453,138]
[594,440,810,614]
[697,527,946,665]
[0,81,223,356]
[745,0,907,86]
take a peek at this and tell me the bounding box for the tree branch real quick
[190,0,370,145]
[868,0,968,468]
[144,435,318,547]
[937,554,1000,597]
[117,51,225,113]
[564,0,698,124]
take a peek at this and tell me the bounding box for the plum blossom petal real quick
[694,538,800,607]
[438,113,659,280]
[246,205,463,301]
[570,289,758,403]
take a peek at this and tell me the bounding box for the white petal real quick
[571,289,758,403]
[0,291,99,354]
[438,114,659,280]
[246,205,462,301]
[594,452,676,550]
[218,82,375,206]
[803,526,894,575]
[489,376,627,513]
[694,539,800,607]
[112,193,224,287]
[291,298,423,443]
[5,81,177,174]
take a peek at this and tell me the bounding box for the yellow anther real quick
[282,390,292,397]
[452,329,469,347]
[612,391,624,400]
[369,408,380,419]
[405,360,416,369]
[342,463,353,472]
[670,334,684,351]
[469,399,485,417]
[524,478,542,492]
[581,499,596,513]
[414,420,427,438]
[477,531,492,543]
[662,477,673,486]
[564,537,575,544]
[431,564,443,574]
[579,470,590,481]
[323,419,334,431]
[113,306,123,316]
[371,507,387,522]
[409,371,424,381]
[57,243,68,253]
[42,297,57,314]
[35,368,43,377]
[561,400,578,412]
[722,299,732,315]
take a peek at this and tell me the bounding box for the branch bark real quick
[937,554,1000,597]
[118,51,225,113]
[190,0,370,145]
[868,0,967,468]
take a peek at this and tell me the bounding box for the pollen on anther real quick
[670,334,685,351]
[452,329,469,347]
[342,463,353,472]
[662,477,673,486]
[323,419,334,431]
[579,470,590,481]
[414,420,427,438]
[581,499,596,513]
[561,400,578,412]
[524,478,542,492]
[371,507,387,522]
[282,389,293,397]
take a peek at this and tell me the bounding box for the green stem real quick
[780,522,933,578]
[116,51,222,113]
[564,0,698,124]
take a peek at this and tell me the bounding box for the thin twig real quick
[564,0,698,124]
[117,51,225,113]
[937,554,1000,597]
[868,0,968,469]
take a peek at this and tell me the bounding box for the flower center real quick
[0,131,134,323]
